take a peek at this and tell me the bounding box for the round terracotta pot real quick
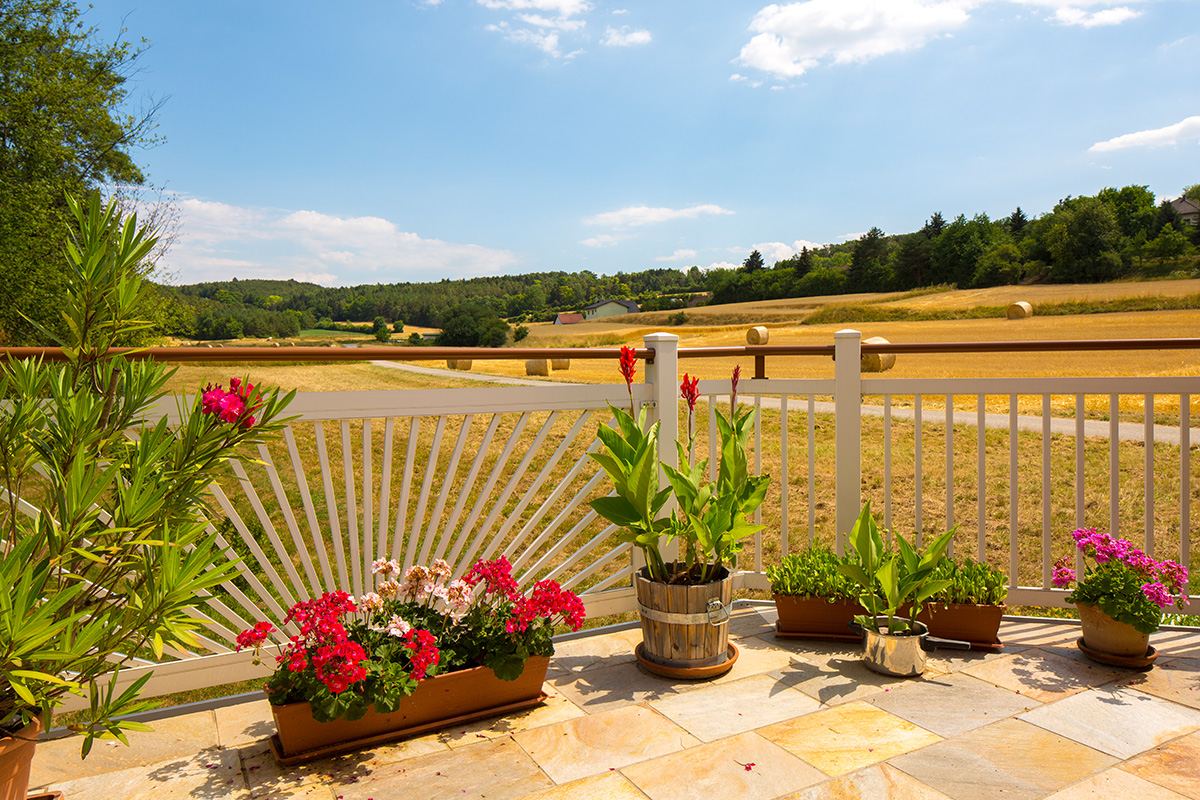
[1076,602,1150,657]
[0,718,41,800]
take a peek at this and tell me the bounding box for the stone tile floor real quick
[29,607,1200,800]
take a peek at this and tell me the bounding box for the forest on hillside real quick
[159,182,1200,341]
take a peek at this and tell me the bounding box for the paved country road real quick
[371,361,1199,446]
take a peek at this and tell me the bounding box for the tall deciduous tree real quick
[0,0,161,344]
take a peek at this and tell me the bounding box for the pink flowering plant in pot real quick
[1053,528,1190,634]
[237,556,585,723]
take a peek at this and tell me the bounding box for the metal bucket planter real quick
[853,617,970,677]
[634,566,738,679]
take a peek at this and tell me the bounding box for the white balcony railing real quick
[23,330,1196,707]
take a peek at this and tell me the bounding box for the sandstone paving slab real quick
[1152,629,1200,659]
[1040,767,1189,799]
[513,703,698,784]
[1120,728,1200,799]
[516,772,650,800]
[326,737,552,800]
[1017,684,1200,759]
[785,763,954,800]
[38,745,247,800]
[621,730,826,800]
[647,671,821,741]
[435,683,586,748]
[1122,657,1200,710]
[683,633,801,688]
[239,730,448,795]
[887,718,1117,800]
[30,709,219,786]
[548,658,681,714]
[997,620,1080,649]
[758,701,941,777]
[726,605,778,639]
[775,651,904,706]
[214,696,276,749]
[866,673,1041,737]
[551,627,642,674]
[959,648,1120,702]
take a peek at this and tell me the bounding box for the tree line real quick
[708,185,1200,305]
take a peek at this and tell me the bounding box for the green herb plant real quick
[767,545,859,602]
[926,559,1009,606]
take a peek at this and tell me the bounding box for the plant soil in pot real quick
[634,565,737,677]
[0,718,40,800]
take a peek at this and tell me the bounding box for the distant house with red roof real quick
[553,312,584,325]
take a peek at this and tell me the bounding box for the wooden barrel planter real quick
[633,566,738,679]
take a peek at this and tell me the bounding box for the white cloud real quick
[1089,116,1200,152]
[1053,5,1140,26]
[479,0,598,57]
[753,239,824,262]
[602,26,652,46]
[164,197,518,286]
[585,204,735,227]
[729,73,764,88]
[838,231,867,240]
[656,248,699,262]
[612,7,628,13]
[518,13,586,30]
[580,234,622,247]
[737,0,971,79]
[706,261,739,271]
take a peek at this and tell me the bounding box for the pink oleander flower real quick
[199,376,264,428]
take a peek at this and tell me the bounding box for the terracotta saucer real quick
[1076,637,1158,670]
[635,642,739,680]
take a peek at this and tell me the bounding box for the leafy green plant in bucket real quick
[767,546,859,602]
[837,502,956,634]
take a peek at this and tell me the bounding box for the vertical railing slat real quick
[362,419,373,583]
[1145,394,1154,556]
[884,395,892,534]
[1075,394,1085,532]
[1181,394,1191,569]
[1009,395,1019,587]
[420,414,474,563]
[977,394,986,561]
[807,395,816,546]
[433,414,502,563]
[283,425,335,593]
[945,393,954,549]
[257,443,322,597]
[377,418,395,563]
[780,395,789,560]
[391,418,420,564]
[1110,394,1120,542]
[1041,394,1051,590]
[914,394,923,546]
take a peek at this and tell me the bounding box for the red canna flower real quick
[618,346,637,415]
[731,365,741,412]
[680,373,700,441]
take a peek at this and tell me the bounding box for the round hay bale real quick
[551,358,571,371]
[446,359,458,370]
[861,336,896,373]
[525,359,550,376]
[1006,301,1033,320]
[454,360,472,371]
[746,326,769,345]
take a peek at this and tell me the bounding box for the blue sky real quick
[88,0,1199,287]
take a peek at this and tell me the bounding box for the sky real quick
[85,0,1200,287]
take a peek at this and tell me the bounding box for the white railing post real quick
[644,332,680,564]
[834,329,863,552]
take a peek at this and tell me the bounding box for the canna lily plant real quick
[0,194,294,755]
[589,356,769,585]
[837,503,956,634]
